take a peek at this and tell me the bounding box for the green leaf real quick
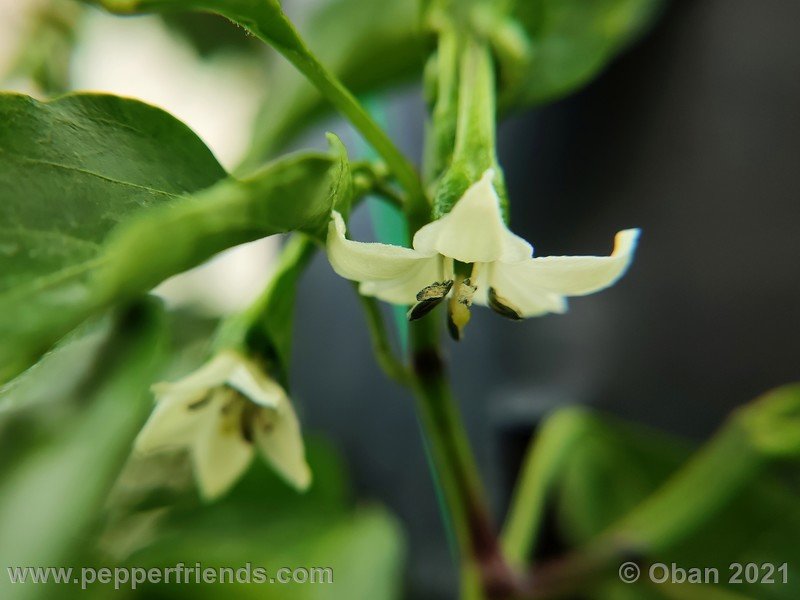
[0,93,226,293]
[84,0,297,45]
[127,507,404,600]
[159,11,262,57]
[554,385,800,600]
[0,93,352,382]
[108,439,405,600]
[0,299,166,600]
[0,313,116,414]
[500,406,679,567]
[554,411,688,544]
[87,0,428,222]
[501,0,664,108]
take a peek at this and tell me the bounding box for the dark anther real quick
[488,288,523,320]
[408,280,454,321]
[408,296,447,321]
[416,280,453,302]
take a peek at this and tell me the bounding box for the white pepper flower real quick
[327,169,639,337]
[134,350,311,500]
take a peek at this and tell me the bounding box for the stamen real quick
[443,257,455,282]
[456,278,477,306]
[408,280,454,321]
[447,277,477,341]
[488,287,523,320]
[469,262,481,281]
[416,280,454,302]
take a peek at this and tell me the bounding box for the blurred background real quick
[1,0,799,598]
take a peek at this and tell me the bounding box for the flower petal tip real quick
[615,229,641,255]
[292,467,313,493]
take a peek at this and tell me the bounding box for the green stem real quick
[351,160,406,210]
[252,18,430,225]
[409,317,517,598]
[357,291,410,386]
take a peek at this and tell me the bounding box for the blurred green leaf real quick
[554,410,688,544]
[112,439,405,600]
[128,507,404,600]
[0,299,167,600]
[0,93,352,382]
[0,314,115,414]
[501,406,683,567]
[86,0,425,215]
[554,385,800,600]
[501,0,664,109]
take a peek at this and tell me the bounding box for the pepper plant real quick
[2,1,800,599]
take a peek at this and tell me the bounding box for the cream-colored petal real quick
[134,391,208,454]
[226,358,286,409]
[327,211,436,287]
[190,397,254,501]
[359,256,443,305]
[152,351,284,410]
[254,400,312,492]
[150,351,238,398]
[510,229,640,296]
[412,170,532,264]
[475,262,567,318]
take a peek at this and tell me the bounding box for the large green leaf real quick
[501,0,664,108]
[0,93,352,382]
[0,299,167,600]
[0,93,226,292]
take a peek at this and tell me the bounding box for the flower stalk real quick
[409,317,519,598]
